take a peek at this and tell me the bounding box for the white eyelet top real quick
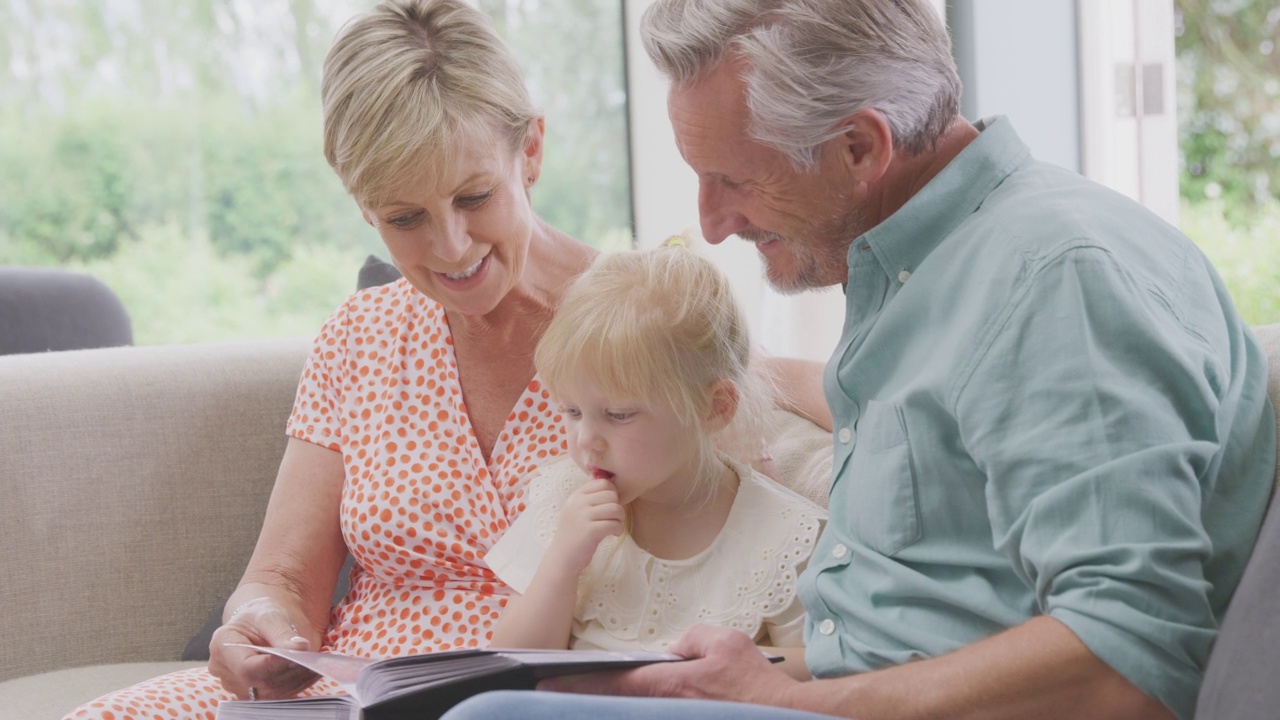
[485,455,826,651]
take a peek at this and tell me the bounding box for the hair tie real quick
[663,225,701,248]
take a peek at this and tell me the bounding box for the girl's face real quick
[557,379,707,507]
[361,121,543,318]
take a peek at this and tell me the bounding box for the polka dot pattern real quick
[63,280,567,719]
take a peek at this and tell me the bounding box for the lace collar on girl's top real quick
[525,455,826,652]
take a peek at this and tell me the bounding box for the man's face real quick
[668,62,863,293]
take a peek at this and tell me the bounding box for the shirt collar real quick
[849,115,1032,282]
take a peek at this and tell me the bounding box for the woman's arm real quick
[207,437,349,699]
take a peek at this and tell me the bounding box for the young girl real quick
[484,246,825,679]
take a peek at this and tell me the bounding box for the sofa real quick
[0,338,309,720]
[0,332,834,720]
[0,325,1277,720]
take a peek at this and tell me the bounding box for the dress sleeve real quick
[285,301,352,452]
[484,506,545,594]
[484,457,582,594]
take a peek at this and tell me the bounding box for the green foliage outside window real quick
[1175,0,1280,325]
[0,0,632,345]
[2,1,1276,339]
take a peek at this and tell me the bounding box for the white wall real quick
[948,0,1082,173]
[1077,0,1179,225]
[947,0,1178,224]
[623,0,1178,364]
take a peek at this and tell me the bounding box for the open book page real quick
[226,644,683,709]
[227,644,375,699]
[481,648,681,665]
[214,695,356,720]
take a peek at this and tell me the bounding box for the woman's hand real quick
[546,478,624,575]
[207,596,318,700]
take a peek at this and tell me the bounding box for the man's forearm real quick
[761,356,832,431]
[786,617,1174,720]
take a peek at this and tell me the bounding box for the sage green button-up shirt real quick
[799,116,1275,720]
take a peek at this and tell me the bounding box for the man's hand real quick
[540,625,799,706]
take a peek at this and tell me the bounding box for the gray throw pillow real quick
[357,254,403,291]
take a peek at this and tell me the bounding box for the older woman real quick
[64,1,596,717]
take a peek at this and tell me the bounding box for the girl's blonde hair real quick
[321,0,540,207]
[535,247,773,501]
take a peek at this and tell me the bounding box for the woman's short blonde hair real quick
[322,0,539,207]
[536,248,773,497]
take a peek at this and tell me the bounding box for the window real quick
[1174,0,1280,325]
[8,1,1270,351]
[0,0,631,344]
[950,0,1280,327]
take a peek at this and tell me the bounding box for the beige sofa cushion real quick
[0,662,204,720]
[1259,324,1280,492]
[0,338,309,684]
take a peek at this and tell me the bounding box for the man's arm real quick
[542,620,1173,720]
[760,356,833,431]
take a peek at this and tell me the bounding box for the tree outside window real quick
[1176,0,1280,325]
[0,0,631,344]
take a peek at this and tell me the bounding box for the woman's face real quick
[362,120,543,317]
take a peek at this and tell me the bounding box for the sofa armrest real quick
[0,338,309,682]
[1254,323,1280,494]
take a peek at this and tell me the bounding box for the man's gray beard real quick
[741,206,862,295]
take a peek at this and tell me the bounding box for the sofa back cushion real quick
[0,338,309,682]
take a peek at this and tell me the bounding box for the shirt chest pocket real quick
[841,400,922,556]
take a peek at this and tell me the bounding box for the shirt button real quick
[898,269,911,283]
[818,619,836,636]
[838,427,853,444]
[832,543,848,559]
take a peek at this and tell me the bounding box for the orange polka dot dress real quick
[64,279,567,720]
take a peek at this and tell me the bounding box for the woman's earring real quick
[527,176,536,187]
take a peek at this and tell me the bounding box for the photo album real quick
[213,644,682,720]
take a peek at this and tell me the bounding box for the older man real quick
[443,1,1275,719]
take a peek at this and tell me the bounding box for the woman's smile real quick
[437,252,491,288]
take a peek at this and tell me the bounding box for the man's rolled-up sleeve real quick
[958,247,1225,719]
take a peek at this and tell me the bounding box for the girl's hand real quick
[207,597,318,700]
[547,478,624,574]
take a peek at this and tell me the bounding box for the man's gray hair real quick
[640,0,961,166]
